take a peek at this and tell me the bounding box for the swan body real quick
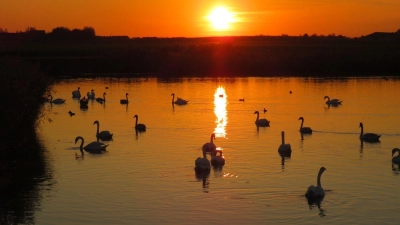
[298,117,312,134]
[305,167,326,199]
[93,120,113,140]
[72,87,81,98]
[74,136,108,154]
[120,93,129,104]
[48,94,66,104]
[194,157,211,174]
[359,122,381,142]
[278,131,292,153]
[171,93,188,105]
[87,89,95,100]
[211,150,225,167]
[254,111,270,127]
[324,96,342,105]
[96,92,106,103]
[80,97,88,108]
[202,133,216,157]
[134,115,146,132]
[392,148,400,163]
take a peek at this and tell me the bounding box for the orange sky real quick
[1,0,399,37]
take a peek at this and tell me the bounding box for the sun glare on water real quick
[208,6,235,31]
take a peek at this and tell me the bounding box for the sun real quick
[207,6,235,30]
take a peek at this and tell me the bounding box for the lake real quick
[13,76,400,224]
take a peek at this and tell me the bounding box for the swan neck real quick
[79,137,84,150]
[360,125,363,136]
[317,170,323,187]
[255,112,259,122]
[210,134,214,143]
[135,116,138,126]
[281,132,285,144]
[96,123,99,134]
[300,118,304,129]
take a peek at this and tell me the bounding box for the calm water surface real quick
[31,77,400,225]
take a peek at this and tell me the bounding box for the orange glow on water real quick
[214,86,227,138]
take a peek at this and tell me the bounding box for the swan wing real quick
[202,143,216,152]
[84,141,108,151]
[256,118,270,126]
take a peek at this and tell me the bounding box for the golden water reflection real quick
[214,86,227,138]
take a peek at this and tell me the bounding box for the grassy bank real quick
[2,36,400,77]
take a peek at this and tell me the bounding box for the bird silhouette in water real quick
[68,111,75,116]
[290,90,292,94]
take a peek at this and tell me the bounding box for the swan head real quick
[319,167,326,173]
[93,120,99,125]
[254,111,259,115]
[74,136,83,144]
[359,122,363,128]
[392,148,400,156]
[134,115,138,118]
[324,96,329,99]
[298,117,304,121]
[211,133,216,139]
[171,93,175,96]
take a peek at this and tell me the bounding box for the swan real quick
[359,122,381,142]
[171,93,188,105]
[68,111,75,116]
[298,117,312,134]
[80,97,88,108]
[278,131,292,153]
[72,87,81,98]
[48,94,66,104]
[96,92,106,103]
[87,89,95,100]
[254,111,270,127]
[194,157,211,175]
[324,96,342,105]
[202,133,217,157]
[120,93,129,104]
[392,148,400,163]
[74,136,108,154]
[305,167,326,200]
[211,150,225,167]
[133,115,146,132]
[93,120,113,140]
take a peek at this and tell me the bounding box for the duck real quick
[263,108,267,113]
[392,148,400,163]
[171,93,188,105]
[93,120,113,140]
[96,92,106,103]
[254,111,270,127]
[68,111,75,116]
[298,117,312,134]
[324,96,342,105]
[359,122,381,142]
[48,94,66,104]
[120,93,129,104]
[278,131,292,154]
[72,87,81,98]
[202,133,216,157]
[133,115,146,132]
[239,98,245,102]
[305,167,327,200]
[74,136,108,154]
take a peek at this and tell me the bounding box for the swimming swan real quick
[298,117,312,134]
[211,150,225,167]
[278,131,292,153]
[195,157,211,174]
[305,167,326,200]
[93,120,113,140]
[87,89,95,100]
[254,111,270,127]
[202,133,217,157]
[74,136,108,154]
[392,148,400,163]
[324,96,342,105]
[134,115,146,132]
[72,87,81,98]
[171,93,188,105]
[359,122,381,142]
[96,92,106,103]
[120,93,129,104]
[48,94,66,104]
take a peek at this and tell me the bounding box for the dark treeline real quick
[1,27,400,77]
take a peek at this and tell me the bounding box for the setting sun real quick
[207,6,235,31]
